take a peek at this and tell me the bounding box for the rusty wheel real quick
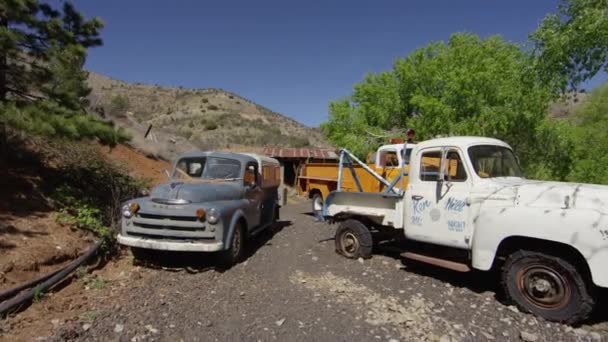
[335,219,372,259]
[340,231,360,258]
[231,225,242,260]
[517,264,570,309]
[502,250,595,324]
[218,222,245,269]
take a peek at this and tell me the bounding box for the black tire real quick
[311,192,324,220]
[335,219,373,259]
[501,250,595,324]
[218,223,245,269]
[273,205,280,223]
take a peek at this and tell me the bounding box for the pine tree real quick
[0,0,128,145]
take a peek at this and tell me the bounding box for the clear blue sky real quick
[71,0,607,127]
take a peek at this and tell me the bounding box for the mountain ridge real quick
[85,72,329,160]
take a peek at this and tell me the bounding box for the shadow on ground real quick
[372,237,608,326]
[130,220,293,272]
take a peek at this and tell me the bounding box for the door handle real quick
[411,195,424,201]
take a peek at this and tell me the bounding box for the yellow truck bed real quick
[297,162,409,202]
[297,153,446,203]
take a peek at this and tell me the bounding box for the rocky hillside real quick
[548,92,588,119]
[86,72,328,160]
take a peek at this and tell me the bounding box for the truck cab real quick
[117,151,281,267]
[369,143,414,169]
[325,136,608,324]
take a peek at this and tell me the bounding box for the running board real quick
[401,252,471,272]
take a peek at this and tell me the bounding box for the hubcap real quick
[232,228,241,258]
[341,231,360,257]
[517,265,570,309]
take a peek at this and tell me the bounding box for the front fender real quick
[471,206,608,287]
[222,209,248,251]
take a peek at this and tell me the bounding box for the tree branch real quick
[6,87,45,101]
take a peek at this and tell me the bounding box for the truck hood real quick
[487,178,608,211]
[150,181,242,203]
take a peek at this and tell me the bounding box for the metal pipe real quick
[0,240,102,316]
[344,155,363,192]
[401,142,408,193]
[337,150,345,191]
[0,268,62,302]
[384,172,406,194]
[339,148,397,194]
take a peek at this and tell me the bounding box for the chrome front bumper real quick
[117,234,224,252]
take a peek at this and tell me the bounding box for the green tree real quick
[322,33,568,178]
[0,0,128,145]
[567,83,608,183]
[531,0,608,93]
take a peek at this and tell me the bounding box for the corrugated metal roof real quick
[262,147,338,160]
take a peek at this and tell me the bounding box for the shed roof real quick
[262,147,338,160]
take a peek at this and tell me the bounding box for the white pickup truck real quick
[324,136,608,324]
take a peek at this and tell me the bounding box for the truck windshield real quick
[173,157,242,180]
[468,145,523,178]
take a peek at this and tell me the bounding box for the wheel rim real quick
[517,264,571,309]
[232,228,242,259]
[340,231,360,257]
[313,195,323,212]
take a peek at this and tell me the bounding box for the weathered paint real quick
[118,151,280,253]
[325,136,608,288]
[469,179,608,287]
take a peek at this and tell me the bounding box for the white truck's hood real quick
[482,178,608,211]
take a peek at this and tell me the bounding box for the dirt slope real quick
[0,158,93,293]
[98,144,171,186]
[0,140,168,303]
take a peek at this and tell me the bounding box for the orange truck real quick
[298,142,415,218]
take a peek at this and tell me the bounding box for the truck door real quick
[244,162,263,229]
[405,148,472,248]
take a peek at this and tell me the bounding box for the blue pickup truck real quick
[117,151,281,266]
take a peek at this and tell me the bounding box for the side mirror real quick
[244,167,257,188]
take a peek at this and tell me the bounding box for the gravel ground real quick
[43,202,608,342]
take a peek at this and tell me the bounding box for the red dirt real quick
[0,142,171,341]
[0,162,93,293]
[0,143,169,293]
[98,144,172,186]
[0,254,154,342]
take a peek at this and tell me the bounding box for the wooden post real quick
[282,187,288,206]
[144,124,153,139]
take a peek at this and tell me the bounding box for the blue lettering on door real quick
[445,197,466,212]
[413,200,431,215]
[447,220,465,232]
[411,216,423,226]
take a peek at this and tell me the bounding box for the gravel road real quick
[47,202,608,342]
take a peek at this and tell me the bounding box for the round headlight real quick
[122,202,139,218]
[207,207,220,224]
[122,204,131,218]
